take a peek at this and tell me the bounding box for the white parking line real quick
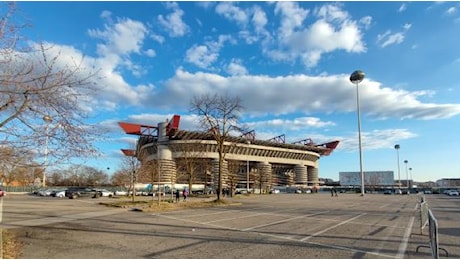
[155,209,396,258]
[2,208,126,229]
[300,213,367,241]
[203,212,267,224]
[396,215,415,259]
[242,211,330,231]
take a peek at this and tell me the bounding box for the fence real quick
[416,195,448,258]
[2,186,34,193]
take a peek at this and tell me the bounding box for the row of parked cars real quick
[444,189,459,196]
[34,187,115,199]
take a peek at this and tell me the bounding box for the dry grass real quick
[2,229,23,259]
[100,198,241,212]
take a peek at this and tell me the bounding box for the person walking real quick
[331,188,334,197]
[182,189,187,202]
[175,189,180,203]
[333,188,338,197]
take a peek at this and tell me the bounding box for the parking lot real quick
[2,192,459,258]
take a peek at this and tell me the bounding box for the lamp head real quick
[43,115,53,123]
[350,70,365,84]
[394,144,400,150]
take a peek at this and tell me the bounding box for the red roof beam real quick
[121,149,136,156]
[118,122,158,136]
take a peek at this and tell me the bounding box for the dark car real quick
[65,187,100,199]
[383,190,392,195]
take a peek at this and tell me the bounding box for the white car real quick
[447,190,459,196]
[38,189,54,196]
[114,190,128,196]
[97,189,114,197]
[54,190,66,198]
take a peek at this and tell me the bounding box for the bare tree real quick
[174,141,208,195]
[0,146,39,185]
[190,93,243,200]
[0,3,102,169]
[227,160,242,197]
[118,152,140,202]
[110,170,131,188]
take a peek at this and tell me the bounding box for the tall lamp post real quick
[394,144,401,190]
[350,70,365,196]
[157,140,161,206]
[409,167,413,187]
[404,160,409,189]
[42,115,53,187]
[246,141,250,193]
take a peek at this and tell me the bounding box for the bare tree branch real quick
[190,93,244,200]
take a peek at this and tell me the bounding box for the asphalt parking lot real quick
[1,192,459,258]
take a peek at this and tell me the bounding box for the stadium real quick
[119,115,339,193]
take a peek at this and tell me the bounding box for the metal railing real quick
[416,195,448,258]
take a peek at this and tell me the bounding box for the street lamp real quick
[409,167,413,188]
[394,144,401,190]
[404,160,409,189]
[246,141,250,193]
[350,70,365,196]
[157,139,161,205]
[42,115,53,187]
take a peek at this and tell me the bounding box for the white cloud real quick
[274,1,309,38]
[377,31,405,48]
[158,2,189,37]
[184,35,234,69]
[337,129,417,152]
[398,3,407,13]
[247,117,335,131]
[403,23,412,30]
[88,17,147,57]
[268,3,365,68]
[215,2,249,26]
[185,45,218,69]
[156,69,460,121]
[226,59,248,76]
[360,16,372,29]
[446,7,457,15]
[150,34,165,44]
[252,5,268,32]
[85,16,155,109]
[144,49,156,57]
[377,23,411,48]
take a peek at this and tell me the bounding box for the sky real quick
[13,1,460,182]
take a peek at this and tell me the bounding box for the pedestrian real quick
[334,188,338,197]
[331,188,334,197]
[175,189,180,203]
[182,189,187,202]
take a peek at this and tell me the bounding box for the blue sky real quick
[15,1,460,182]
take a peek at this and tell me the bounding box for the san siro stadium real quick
[119,115,339,193]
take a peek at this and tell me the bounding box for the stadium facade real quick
[119,115,339,192]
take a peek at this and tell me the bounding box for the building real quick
[436,178,460,187]
[339,171,394,187]
[119,115,340,192]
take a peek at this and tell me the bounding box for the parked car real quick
[383,190,392,195]
[65,187,99,199]
[0,188,5,197]
[114,190,128,196]
[447,190,459,196]
[95,189,114,197]
[38,189,54,196]
[50,189,67,198]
